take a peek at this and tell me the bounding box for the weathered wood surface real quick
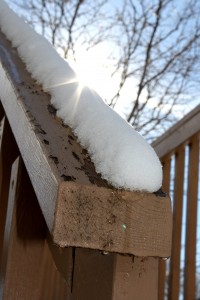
[0,29,111,231]
[0,29,172,257]
[152,104,200,158]
[54,182,172,257]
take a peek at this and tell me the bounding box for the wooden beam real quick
[152,104,200,158]
[0,30,111,231]
[53,182,172,257]
[0,30,172,257]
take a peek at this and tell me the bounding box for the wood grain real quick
[53,182,172,257]
[0,30,172,257]
[0,30,111,231]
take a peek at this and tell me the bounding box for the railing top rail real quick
[0,30,172,257]
[152,104,200,158]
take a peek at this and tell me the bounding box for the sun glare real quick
[70,43,114,100]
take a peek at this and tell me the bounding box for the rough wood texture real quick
[152,104,200,158]
[0,29,172,257]
[0,30,110,231]
[113,256,159,300]
[53,182,172,257]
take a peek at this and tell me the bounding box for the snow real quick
[0,1,163,192]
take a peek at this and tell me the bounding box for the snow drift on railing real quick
[0,1,162,192]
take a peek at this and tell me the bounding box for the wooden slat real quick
[162,155,171,194]
[1,157,70,299]
[152,104,200,158]
[184,134,199,300]
[158,155,171,300]
[113,256,159,300]
[169,146,185,300]
[53,182,172,257]
[0,118,18,262]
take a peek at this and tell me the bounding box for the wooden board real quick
[1,157,69,300]
[0,29,111,231]
[0,30,172,257]
[152,104,200,158]
[53,182,172,257]
[113,256,159,300]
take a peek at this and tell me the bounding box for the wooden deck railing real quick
[0,30,172,299]
[153,104,200,300]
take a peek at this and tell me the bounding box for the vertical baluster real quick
[169,146,185,300]
[184,134,199,300]
[158,155,171,300]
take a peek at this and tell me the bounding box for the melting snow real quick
[0,1,162,192]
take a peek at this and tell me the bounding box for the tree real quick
[8,0,200,140]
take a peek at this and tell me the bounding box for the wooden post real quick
[70,249,159,300]
[169,146,185,300]
[72,248,115,300]
[113,255,158,300]
[158,155,171,300]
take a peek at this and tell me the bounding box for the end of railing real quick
[0,28,172,300]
